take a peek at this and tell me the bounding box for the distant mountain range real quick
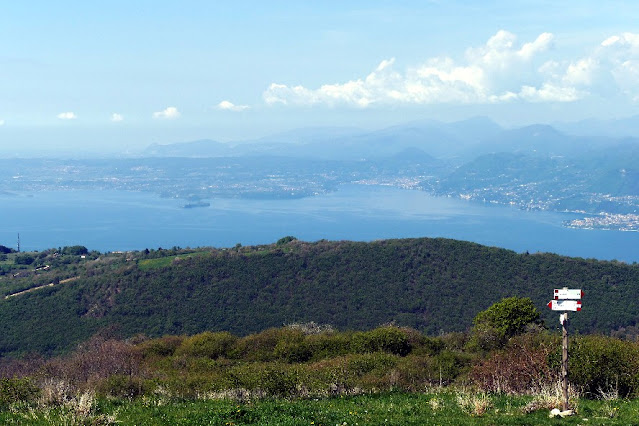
[142,116,639,161]
[137,117,639,220]
[3,117,639,222]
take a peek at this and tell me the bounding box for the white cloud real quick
[0,120,4,126]
[57,112,77,120]
[217,100,250,111]
[562,58,598,86]
[111,113,124,122]
[153,106,180,119]
[519,83,581,102]
[594,32,639,101]
[264,30,567,107]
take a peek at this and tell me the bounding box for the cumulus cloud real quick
[111,113,124,122]
[264,30,562,107]
[153,106,180,119]
[263,30,639,107]
[217,100,250,111]
[593,32,639,101]
[57,112,77,120]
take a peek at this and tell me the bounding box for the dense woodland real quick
[1,237,639,357]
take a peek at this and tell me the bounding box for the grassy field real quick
[2,391,637,425]
[137,251,209,270]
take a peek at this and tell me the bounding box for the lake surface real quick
[1,185,638,262]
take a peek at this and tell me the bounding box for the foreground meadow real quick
[1,391,638,425]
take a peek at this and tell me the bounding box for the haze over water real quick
[1,185,637,263]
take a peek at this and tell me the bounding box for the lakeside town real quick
[564,213,639,231]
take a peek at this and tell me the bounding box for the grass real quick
[3,391,639,425]
[137,251,208,270]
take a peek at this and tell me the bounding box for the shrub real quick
[225,363,265,391]
[138,335,184,357]
[469,297,542,351]
[14,254,35,265]
[41,335,143,390]
[432,350,473,386]
[97,374,148,399]
[298,353,398,394]
[232,328,306,362]
[273,335,312,363]
[439,332,468,351]
[393,355,437,390]
[61,245,89,255]
[259,365,299,397]
[345,353,397,377]
[568,335,639,398]
[276,236,297,245]
[175,331,237,359]
[0,377,40,406]
[305,332,352,360]
[351,326,411,356]
[470,332,558,394]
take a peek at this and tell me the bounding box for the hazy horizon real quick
[3,1,639,155]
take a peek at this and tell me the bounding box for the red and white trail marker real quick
[547,299,582,311]
[554,288,584,300]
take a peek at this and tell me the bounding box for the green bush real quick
[273,334,312,363]
[138,335,184,357]
[305,332,352,360]
[351,327,411,356]
[345,353,398,377]
[14,254,35,265]
[0,377,40,406]
[296,353,398,394]
[440,332,468,351]
[469,297,542,351]
[175,331,237,359]
[394,355,438,390]
[61,245,89,255]
[232,328,306,362]
[225,364,258,390]
[568,335,639,398]
[97,374,149,399]
[432,350,473,386]
[259,365,299,397]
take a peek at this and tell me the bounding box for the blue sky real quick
[2,1,639,154]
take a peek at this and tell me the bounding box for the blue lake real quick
[1,185,638,262]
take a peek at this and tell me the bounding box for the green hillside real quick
[1,237,638,356]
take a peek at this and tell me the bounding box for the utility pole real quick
[17,233,20,253]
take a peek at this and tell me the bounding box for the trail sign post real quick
[548,288,582,412]
[547,300,581,311]
[554,288,584,300]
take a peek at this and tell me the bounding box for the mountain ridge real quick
[1,236,638,357]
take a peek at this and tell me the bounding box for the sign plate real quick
[554,288,583,300]
[548,300,582,311]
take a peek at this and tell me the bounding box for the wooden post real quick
[561,312,569,411]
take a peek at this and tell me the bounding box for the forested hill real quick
[1,237,639,356]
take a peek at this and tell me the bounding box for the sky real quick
[2,0,639,155]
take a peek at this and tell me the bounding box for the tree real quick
[276,236,297,246]
[61,245,89,256]
[14,254,35,265]
[0,245,13,254]
[469,297,543,351]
